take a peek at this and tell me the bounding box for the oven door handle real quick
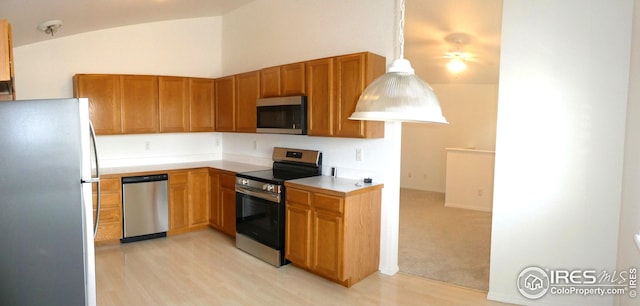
[236,186,281,203]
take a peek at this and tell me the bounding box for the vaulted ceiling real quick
[0,0,502,84]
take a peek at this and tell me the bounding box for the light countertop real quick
[101,160,270,176]
[286,176,384,196]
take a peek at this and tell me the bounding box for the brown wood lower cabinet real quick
[284,182,383,287]
[93,176,122,243]
[209,169,236,237]
[169,169,210,235]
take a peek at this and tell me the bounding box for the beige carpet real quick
[398,188,492,291]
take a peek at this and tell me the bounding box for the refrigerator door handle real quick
[88,121,101,238]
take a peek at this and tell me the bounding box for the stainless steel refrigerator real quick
[0,98,99,306]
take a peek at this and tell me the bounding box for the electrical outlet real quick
[356,148,363,161]
[253,140,258,151]
[145,141,150,150]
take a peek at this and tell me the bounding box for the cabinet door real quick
[169,172,189,232]
[306,58,334,136]
[311,193,344,280]
[208,169,221,228]
[281,62,306,96]
[0,19,14,100]
[74,74,122,135]
[159,76,189,133]
[285,204,312,268]
[235,71,259,133]
[121,75,159,134]
[188,169,210,227]
[333,54,366,138]
[189,78,215,132]
[260,66,281,98]
[215,76,235,132]
[334,53,385,138]
[0,19,10,81]
[93,177,122,242]
[219,173,237,237]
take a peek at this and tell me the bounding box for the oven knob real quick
[263,184,274,192]
[241,179,249,185]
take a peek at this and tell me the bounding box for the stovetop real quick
[236,168,319,184]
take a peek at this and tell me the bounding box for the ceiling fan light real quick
[349,59,448,124]
[447,57,467,73]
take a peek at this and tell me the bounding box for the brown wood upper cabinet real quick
[0,19,15,101]
[189,77,215,132]
[306,58,334,136]
[74,74,122,135]
[216,71,259,133]
[307,52,385,139]
[120,75,159,134]
[260,62,306,98]
[214,75,235,132]
[159,76,215,133]
[75,74,215,135]
[235,71,259,133]
[159,76,189,133]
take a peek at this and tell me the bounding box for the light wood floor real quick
[95,229,510,305]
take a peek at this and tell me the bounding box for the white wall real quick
[220,0,400,274]
[489,1,632,305]
[221,0,393,75]
[616,1,640,306]
[401,84,498,192]
[13,17,224,164]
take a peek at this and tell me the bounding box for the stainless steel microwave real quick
[256,96,307,135]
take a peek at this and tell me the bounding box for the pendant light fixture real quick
[349,0,448,124]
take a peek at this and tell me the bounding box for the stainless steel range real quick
[235,147,322,267]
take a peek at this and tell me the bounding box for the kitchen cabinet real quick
[188,169,210,228]
[333,53,385,138]
[159,76,189,133]
[121,75,159,134]
[169,169,210,235]
[307,52,385,138]
[306,58,334,136]
[235,70,259,133]
[93,176,122,243]
[74,74,122,135]
[284,180,383,287]
[169,172,189,234]
[260,62,306,98]
[189,77,215,132]
[0,19,15,101]
[75,74,215,135]
[209,169,236,237]
[214,75,235,132]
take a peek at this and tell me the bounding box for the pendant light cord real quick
[399,0,406,59]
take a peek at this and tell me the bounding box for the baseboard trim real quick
[444,202,492,212]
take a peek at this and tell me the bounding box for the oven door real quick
[236,191,283,250]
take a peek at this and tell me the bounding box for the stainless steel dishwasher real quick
[121,174,169,243]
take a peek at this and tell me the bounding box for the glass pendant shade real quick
[349,59,448,124]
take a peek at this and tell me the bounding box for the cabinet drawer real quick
[94,192,121,209]
[100,178,121,192]
[220,174,236,189]
[170,172,188,185]
[313,193,343,214]
[94,207,121,223]
[287,188,311,206]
